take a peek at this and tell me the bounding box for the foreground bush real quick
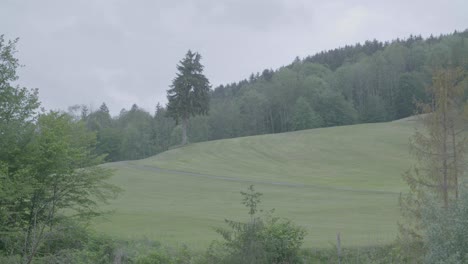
[203,185,306,264]
[423,189,468,264]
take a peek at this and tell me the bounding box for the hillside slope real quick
[96,119,416,249]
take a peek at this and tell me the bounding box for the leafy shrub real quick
[423,190,468,264]
[209,185,306,264]
[136,251,173,264]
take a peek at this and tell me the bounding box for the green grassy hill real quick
[95,118,418,250]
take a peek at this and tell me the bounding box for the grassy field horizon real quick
[95,118,418,250]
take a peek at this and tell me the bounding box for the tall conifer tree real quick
[166,50,210,145]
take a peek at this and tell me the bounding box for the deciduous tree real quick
[0,37,120,263]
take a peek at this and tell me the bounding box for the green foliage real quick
[260,216,307,263]
[188,115,210,143]
[0,36,121,263]
[29,111,121,218]
[2,111,122,262]
[136,251,173,264]
[211,185,306,264]
[153,103,176,152]
[170,125,183,146]
[395,73,426,119]
[166,50,211,121]
[209,99,242,139]
[117,104,157,160]
[166,50,211,145]
[292,97,323,130]
[238,89,267,136]
[81,102,178,162]
[360,95,387,123]
[0,35,40,171]
[300,244,404,264]
[316,92,358,126]
[241,185,262,217]
[399,67,468,262]
[96,127,122,161]
[2,217,197,263]
[423,190,468,264]
[0,36,42,252]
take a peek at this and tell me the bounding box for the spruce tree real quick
[166,50,210,145]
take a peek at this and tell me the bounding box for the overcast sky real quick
[1,0,468,115]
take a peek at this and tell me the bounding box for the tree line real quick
[76,30,468,162]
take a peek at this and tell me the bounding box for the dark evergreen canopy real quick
[166,50,210,145]
[166,50,210,122]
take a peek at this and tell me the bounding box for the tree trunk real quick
[450,122,459,200]
[442,85,449,208]
[269,110,274,133]
[181,117,188,145]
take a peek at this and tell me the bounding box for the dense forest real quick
[76,30,468,161]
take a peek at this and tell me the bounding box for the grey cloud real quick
[1,0,467,115]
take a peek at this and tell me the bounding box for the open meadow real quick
[95,118,417,250]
